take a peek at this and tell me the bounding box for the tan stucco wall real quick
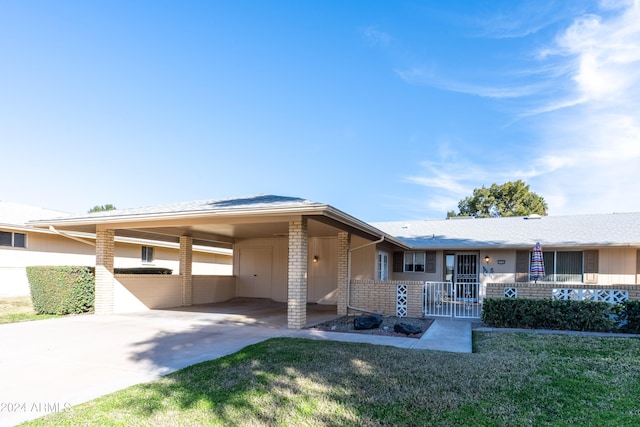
[0,231,95,296]
[0,229,232,297]
[233,236,339,304]
[114,274,183,312]
[111,241,231,275]
[349,235,376,280]
[597,248,638,285]
[193,275,236,304]
[112,274,237,312]
[387,248,639,287]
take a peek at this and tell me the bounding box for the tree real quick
[88,204,117,213]
[448,180,547,218]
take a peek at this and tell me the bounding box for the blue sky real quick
[1,0,639,221]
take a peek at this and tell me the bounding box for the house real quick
[371,213,640,316]
[0,201,232,298]
[27,195,640,328]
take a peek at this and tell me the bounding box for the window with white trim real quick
[536,251,583,283]
[404,251,426,272]
[377,251,389,280]
[0,231,27,248]
[141,246,154,263]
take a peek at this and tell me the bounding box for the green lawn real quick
[22,332,640,426]
[0,296,61,324]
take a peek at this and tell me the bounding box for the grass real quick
[21,332,640,426]
[0,296,61,324]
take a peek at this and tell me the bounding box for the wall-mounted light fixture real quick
[313,255,319,263]
[484,255,491,264]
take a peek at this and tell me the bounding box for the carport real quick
[31,195,406,329]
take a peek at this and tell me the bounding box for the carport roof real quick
[29,195,410,250]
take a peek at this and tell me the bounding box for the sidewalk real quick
[293,319,473,353]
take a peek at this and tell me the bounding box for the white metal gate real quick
[423,281,482,319]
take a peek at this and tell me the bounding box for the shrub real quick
[26,266,95,315]
[481,298,619,332]
[618,300,640,333]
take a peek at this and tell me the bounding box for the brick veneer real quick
[95,228,115,315]
[180,235,193,306]
[336,231,350,315]
[349,280,425,317]
[287,218,308,329]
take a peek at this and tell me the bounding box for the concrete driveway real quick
[0,301,338,426]
[0,300,471,426]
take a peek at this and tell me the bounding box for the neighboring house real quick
[27,195,640,328]
[0,201,232,297]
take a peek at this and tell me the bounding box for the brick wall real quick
[95,228,115,315]
[287,218,308,329]
[180,235,193,306]
[349,280,424,317]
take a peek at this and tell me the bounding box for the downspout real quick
[347,235,384,315]
[49,226,96,246]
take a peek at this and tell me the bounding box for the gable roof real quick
[371,213,640,249]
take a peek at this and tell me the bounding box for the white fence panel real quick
[424,281,482,319]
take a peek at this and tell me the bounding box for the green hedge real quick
[26,266,95,315]
[481,298,622,332]
[618,300,640,333]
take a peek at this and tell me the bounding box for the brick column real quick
[287,218,308,329]
[337,231,350,315]
[180,235,193,306]
[95,228,115,315]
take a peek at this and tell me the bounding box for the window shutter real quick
[515,250,529,282]
[584,250,598,284]
[637,250,640,277]
[393,252,404,273]
[425,251,436,273]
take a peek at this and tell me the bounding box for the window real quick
[0,231,26,248]
[404,251,426,272]
[0,231,11,246]
[377,251,389,280]
[141,246,154,263]
[533,251,583,283]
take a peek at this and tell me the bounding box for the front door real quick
[445,253,479,301]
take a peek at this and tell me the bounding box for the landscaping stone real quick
[354,314,383,330]
[310,316,433,339]
[394,322,423,335]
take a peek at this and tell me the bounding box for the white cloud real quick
[395,67,541,98]
[533,0,640,214]
[361,27,392,48]
[406,0,640,216]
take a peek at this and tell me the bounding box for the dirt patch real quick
[309,315,434,339]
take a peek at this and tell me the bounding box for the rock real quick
[394,322,422,335]
[353,314,383,330]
